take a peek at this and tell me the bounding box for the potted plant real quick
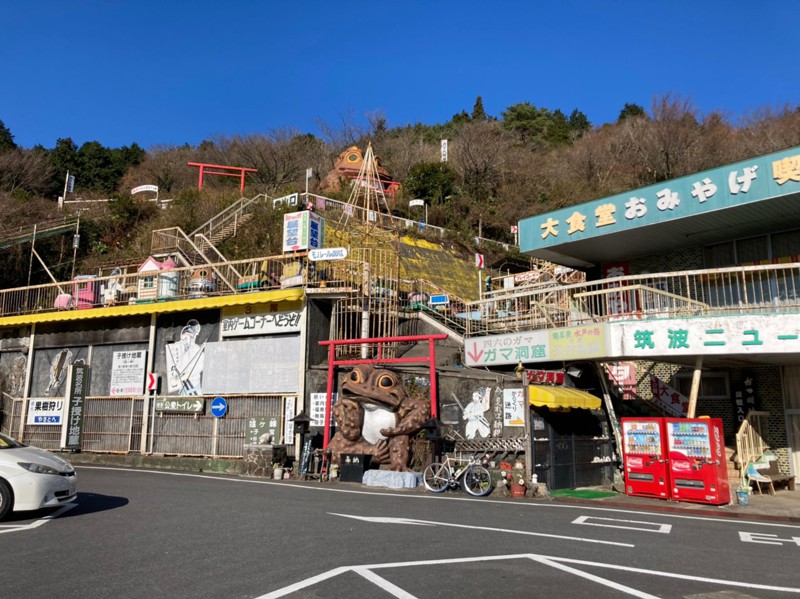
[272,462,284,480]
[500,468,527,497]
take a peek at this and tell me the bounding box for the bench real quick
[752,461,796,495]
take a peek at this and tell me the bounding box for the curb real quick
[549,496,800,523]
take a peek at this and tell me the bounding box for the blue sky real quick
[2,1,797,150]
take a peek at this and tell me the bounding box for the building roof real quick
[519,145,800,268]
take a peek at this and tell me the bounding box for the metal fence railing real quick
[465,262,800,336]
[0,252,369,318]
[0,395,291,459]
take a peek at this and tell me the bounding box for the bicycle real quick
[422,455,493,497]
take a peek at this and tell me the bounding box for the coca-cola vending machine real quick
[621,418,669,499]
[665,417,730,505]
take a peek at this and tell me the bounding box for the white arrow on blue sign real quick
[211,397,228,418]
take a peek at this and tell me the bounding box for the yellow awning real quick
[0,289,305,327]
[528,386,601,410]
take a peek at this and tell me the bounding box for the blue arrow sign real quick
[211,397,228,418]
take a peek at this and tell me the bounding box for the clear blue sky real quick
[2,0,797,150]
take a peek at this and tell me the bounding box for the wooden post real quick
[687,356,703,418]
[523,370,533,485]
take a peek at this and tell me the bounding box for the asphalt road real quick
[3,467,800,598]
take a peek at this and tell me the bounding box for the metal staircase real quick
[0,218,79,250]
[149,193,272,287]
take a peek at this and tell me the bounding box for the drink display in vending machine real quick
[621,418,669,498]
[666,417,730,505]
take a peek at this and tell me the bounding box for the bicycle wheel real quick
[423,462,450,493]
[462,465,493,497]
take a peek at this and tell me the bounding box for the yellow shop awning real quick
[528,386,601,410]
[0,288,305,327]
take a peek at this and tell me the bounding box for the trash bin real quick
[339,453,372,483]
[736,489,750,506]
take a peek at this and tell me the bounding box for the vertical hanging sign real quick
[440,139,448,162]
[61,363,90,450]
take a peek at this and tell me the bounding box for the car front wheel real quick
[0,480,12,520]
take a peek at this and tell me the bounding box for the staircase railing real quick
[190,193,269,241]
[150,227,237,292]
[735,410,771,487]
[0,218,79,249]
[399,278,471,336]
[194,233,242,282]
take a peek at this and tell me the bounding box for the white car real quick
[0,432,77,520]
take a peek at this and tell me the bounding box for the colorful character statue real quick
[327,365,430,472]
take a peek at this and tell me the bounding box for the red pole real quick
[239,170,245,192]
[323,344,336,448]
[428,337,438,418]
[198,165,204,190]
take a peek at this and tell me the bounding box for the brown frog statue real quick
[327,365,430,472]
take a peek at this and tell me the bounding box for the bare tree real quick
[0,149,53,196]
[619,94,704,185]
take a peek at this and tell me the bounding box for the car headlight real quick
[18,462,61,475]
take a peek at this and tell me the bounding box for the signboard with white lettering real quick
[521,145,800,253]
[282,211,325,253]
[308,247,348,261]
[27,399,64,425]
[221,305,303,338]
[610,314,800,358]
[310,392,337,427]
[110,350,147,396]
[61,364,89,449]
[131,184,159,195]
[155,397,204,413]
[464,330,550,367]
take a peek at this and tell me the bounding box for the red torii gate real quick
[318,334,448,448]
[187,162,258,192]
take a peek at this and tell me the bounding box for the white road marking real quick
[253,552,800,598]
[353,567,418,599]
[572,515,672,534]
[78,466,800,529]
[530,555,661,599]
[0,503,77,535]
[739,531,800,546]
[330,512,635,547]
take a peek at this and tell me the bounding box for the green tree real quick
[568,109,591,134]
[618,102,647,121]
[500,102,554,146]
[77,141,114,192]
[547,109,572,145]
[450,110,471,125]
[471,96,487,121]
[0,119,16,152]
[47,137,79,196]
[405,162,458,204]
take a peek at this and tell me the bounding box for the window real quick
[673,372,729,400]
[704,228,800,267]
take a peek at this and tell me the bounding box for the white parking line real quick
[331,512,635,546]
[253,552,800,598]
[572,515,672,534]
[0,503,77,535]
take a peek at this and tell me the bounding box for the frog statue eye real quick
[377,374,394,390]
[349,369,363,384]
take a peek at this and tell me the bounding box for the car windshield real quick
[0,433,25,449]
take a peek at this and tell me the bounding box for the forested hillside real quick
[1,94,799,289]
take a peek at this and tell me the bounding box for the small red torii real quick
[188,162,258,192]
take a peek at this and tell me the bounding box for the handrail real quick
[0,252,369,318]
[190,193,269,240]
[466,261,800,336]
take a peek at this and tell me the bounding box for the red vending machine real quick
[665,417,730,505]
[621,418,670,499]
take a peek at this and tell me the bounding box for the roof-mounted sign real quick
[131,184,159,195]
